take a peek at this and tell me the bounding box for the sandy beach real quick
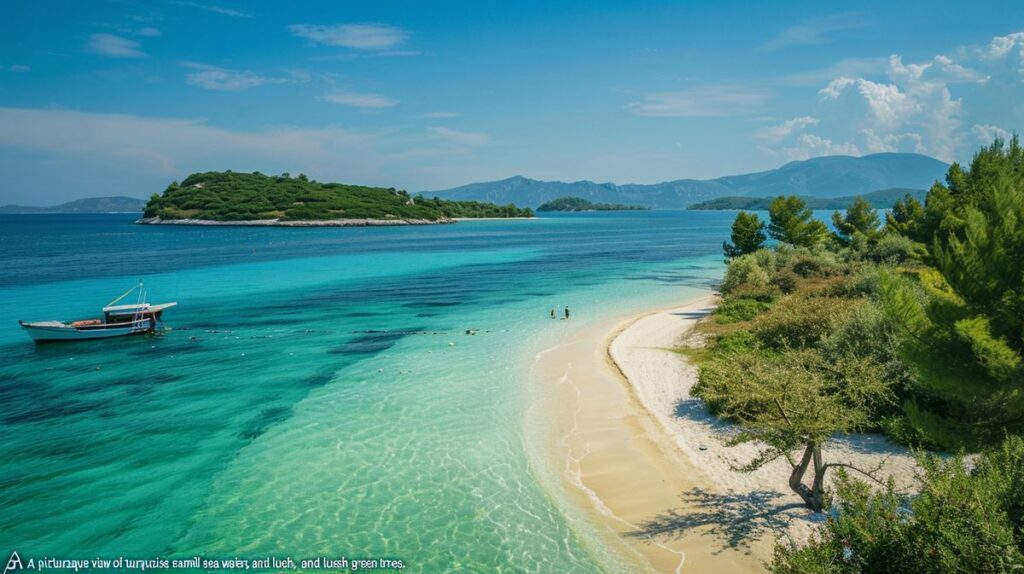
[531,293,920,573]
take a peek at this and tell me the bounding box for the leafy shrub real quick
[771,268,799,294]
[714,297,772,324]
[789,252,843,278]
[753,295,856,350]
[711,330,759,354]
[771,435,1024,574]
[828,266,882,298]
[729,284,782,303]
[720,251,773,294]
[868,233,920,264]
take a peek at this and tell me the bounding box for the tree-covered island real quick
[139,171,533,226]
[536,196,649,212]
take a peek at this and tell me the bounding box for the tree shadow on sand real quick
[627,488,808,553]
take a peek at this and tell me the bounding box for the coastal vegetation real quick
[142,171,533,222]
[692,138,1024,566]
[535,196,649,212]
[687,188,926,211]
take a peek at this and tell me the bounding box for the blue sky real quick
[1,0,1023,204]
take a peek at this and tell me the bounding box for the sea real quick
[0,211,734,572]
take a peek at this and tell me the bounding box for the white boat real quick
[19,282,177,343]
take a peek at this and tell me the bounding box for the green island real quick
[689,138,1024,572]
[535,196,649,212]
[140,171,533,225]
[687,187,926,210]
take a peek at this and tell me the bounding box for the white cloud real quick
[183,63,309,91]
[421,111,460,119]
[973,124,1012,142]
[321,89,398,108]
[288,24,407,50]
[756,116,819,143]
[138,27,161,37]
[763,13,865,51]
[428,127,492,147]
[7,64,31,73]
[979,32,1024,61]
[627,84,770,117]
[767,33,1015,163]
[171,2,252,18]
[87,33,146,58]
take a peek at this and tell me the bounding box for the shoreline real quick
[136,216,538,226]
[532,292,921,573]
[528,293,767,574]
[135,216,456,227]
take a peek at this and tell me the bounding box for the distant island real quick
[140,171,533,226]
[536,196,649,212]
[0,196,147,214]
[687,187,927,210]
[426,153,948,208]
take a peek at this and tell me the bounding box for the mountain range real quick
[687,188,927,210]
[425,153,949,209]
[0,196,147,214]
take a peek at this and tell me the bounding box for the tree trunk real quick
[788,441,827,512]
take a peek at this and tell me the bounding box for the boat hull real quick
[20,319,155,343]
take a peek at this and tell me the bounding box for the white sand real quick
[609,295,920,545]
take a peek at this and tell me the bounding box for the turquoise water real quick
[0,212,731,572]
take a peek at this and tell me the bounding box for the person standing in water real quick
[550,308,556,319]
[564,306,570,320]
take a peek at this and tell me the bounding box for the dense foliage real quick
[535,196,649,211]
[771,435,1024,574]
[723,211,767,261]
[143,171,533,221]
[881,137,1024,448]
[768,195,830,247]
[701,137,1024,569]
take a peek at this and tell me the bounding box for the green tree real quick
[697,348,892,511]
[723,211,767,260]
[771,435,1024,574]
[832,196,880,245]
[769,195,829,247]
[884,192,924,236]
[883,137,1024,448]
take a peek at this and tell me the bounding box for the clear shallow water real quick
[0,212,731,572]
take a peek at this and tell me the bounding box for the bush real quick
[828,266,882,298]
[714,297,772,324]
[771,435,1024,574]
[711,330,760,354]
[868,233,920,264]
[789,252,843,278]
[753,295,856,350]
[771,268,800,294]
[720,251,774,294]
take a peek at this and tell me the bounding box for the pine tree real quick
[723,211,767,261]
[883,136,1024,448]
[832,196,880,245]
[768,195,829,247]
[885,192,925,236]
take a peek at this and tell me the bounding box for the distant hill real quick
[536,196,649,212]
[0,196,148,214]
[426,153,948,209]
[141,171,532,223]
[688,188,927,211]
